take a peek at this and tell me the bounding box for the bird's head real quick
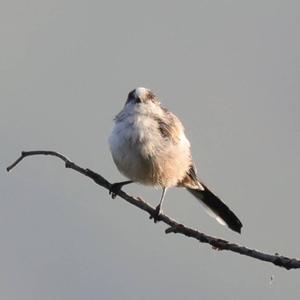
[125,87,160,106]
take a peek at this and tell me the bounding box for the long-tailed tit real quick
[109,87,242,233]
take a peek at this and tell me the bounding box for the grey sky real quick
[2,1,300,299]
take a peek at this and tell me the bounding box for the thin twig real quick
[6,150,300,270]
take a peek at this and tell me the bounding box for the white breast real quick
[109,110,156,183]
[109,103,192,187]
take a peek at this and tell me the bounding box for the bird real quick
[108,87,242,233]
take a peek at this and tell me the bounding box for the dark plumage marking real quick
[126,89,141,105]
[154,113,181,144]
[187,165,198,181]
[156,117,172,139]
[153,106,183,142]
[146,91,156,101]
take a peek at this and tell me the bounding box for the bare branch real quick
[7,150,300,270]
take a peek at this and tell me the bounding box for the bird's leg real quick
[151,187,167,223]
[109,180,133,199]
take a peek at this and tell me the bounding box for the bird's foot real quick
[109,180,133,199]
[149,205,162,223]
[109,183,124,199]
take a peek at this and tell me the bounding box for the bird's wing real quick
[154,110,184,144]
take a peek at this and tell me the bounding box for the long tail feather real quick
[187,185,243,233]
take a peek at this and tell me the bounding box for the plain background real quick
[2,1,300,299]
